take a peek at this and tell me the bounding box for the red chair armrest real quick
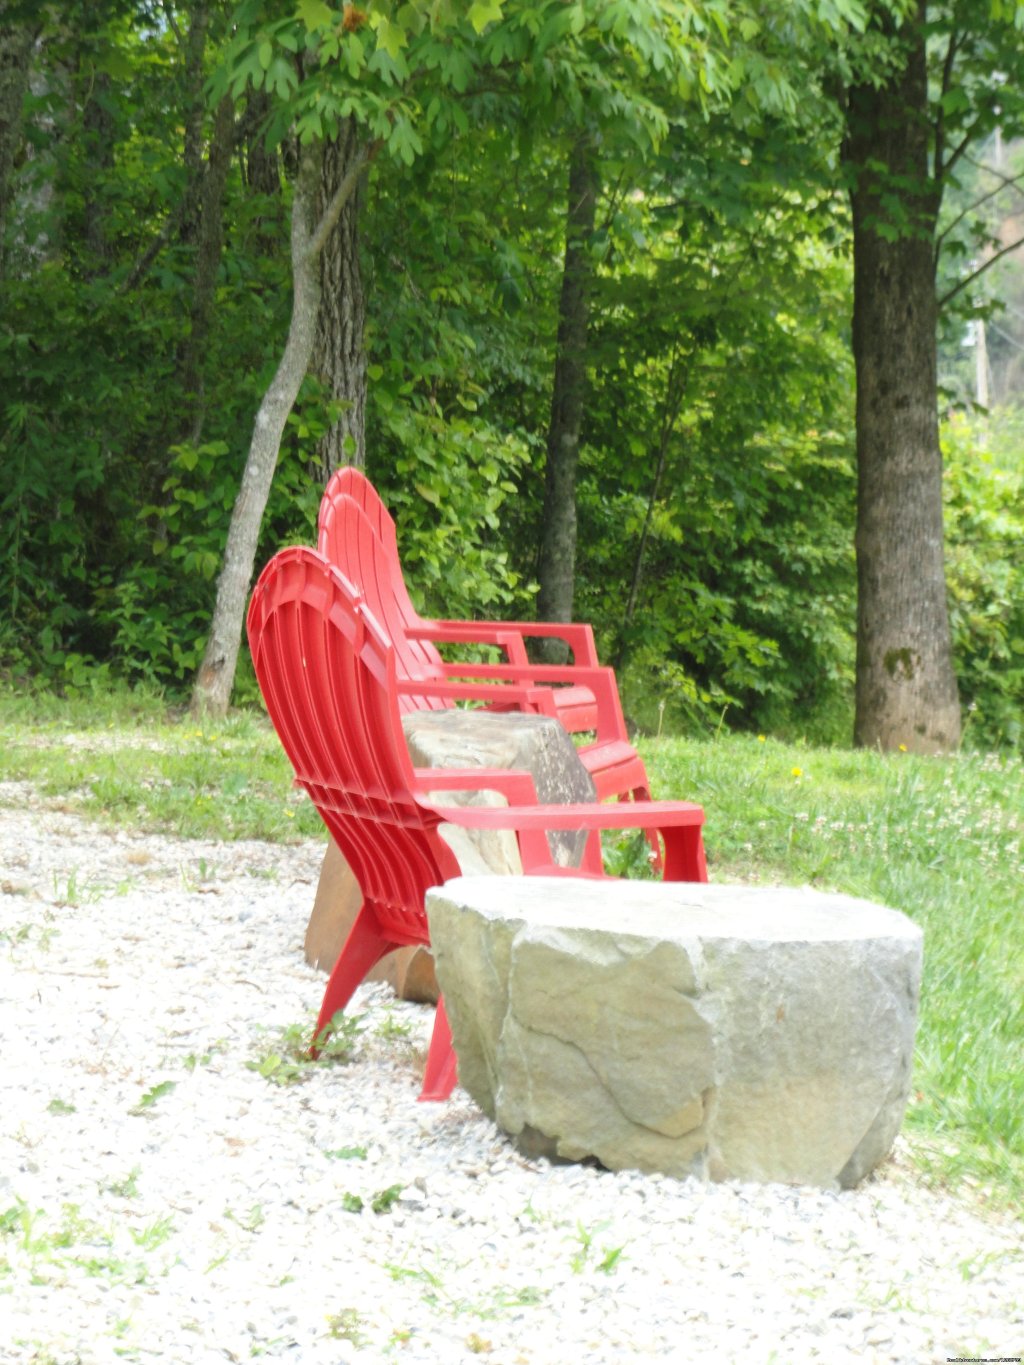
[406,623,530,667]
[395,677,559,716]
[411,767,540,806]
[436,662,627,743]
[414,618,600,667]
[424,799,703,831]
[419,798,707,882]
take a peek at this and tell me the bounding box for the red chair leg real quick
[579,828,605,876]
[661,823,708,883]
[418,995,458,1102]
[312,904,395,1054]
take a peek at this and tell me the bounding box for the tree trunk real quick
[191,135,377,716]
[845,9,961,753]
[191,143,324,717]
[535,137,598,660]
[79,68,116,274]
[615,349,689,671]
[179,93,235,443]
[179,4,211,247]
[242,87,282,253]
[0,13,35,278]
[312,117,367,475]
[243,88,281,198]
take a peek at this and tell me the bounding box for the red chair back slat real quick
[320,465,400,558]
[318,491,450,713]
[319,467,426,629]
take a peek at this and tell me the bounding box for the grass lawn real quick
[1,686,1021,1208]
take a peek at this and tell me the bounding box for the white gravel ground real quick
[1,784,1022,1365]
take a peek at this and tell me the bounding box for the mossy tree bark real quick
[845,5,961,753]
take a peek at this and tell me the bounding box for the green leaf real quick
[397,3,425,34]
[346,33,365,74]
[325,1145,368,1161]
[97,49,135,81]
[940,87,971,116]
[468,0,503,34]
[133,1080,176,1112]
[258,39,273,70]
[374,18,407,60]
[371,1184,403,1213]
[298,0,335,29]
[269,56,299,97]
[536,8,573,55]
[388,115,423,166]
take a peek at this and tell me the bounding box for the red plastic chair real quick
[319,466,612,736]
[317,475,653,809]
[246,546,708,1102]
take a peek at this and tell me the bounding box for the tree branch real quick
[942,119,987,187]
[989,318,1024,353]
[161,0,183,45]
[962,151,1024,203]
[118,201,187,293]
[616,345,690,665]
[305,137,382,262]
[597,166,628,238]
[932,28,961,183]
[939,231,1024,309]
[935,166,1024,250]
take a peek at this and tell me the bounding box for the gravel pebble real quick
[1,784,1022,1364]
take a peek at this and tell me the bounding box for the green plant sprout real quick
[247,1012,364,1086]
[130,1080,176,1114]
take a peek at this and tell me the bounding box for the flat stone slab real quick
[426,877,924,1190]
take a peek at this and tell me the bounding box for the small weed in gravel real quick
[247,1012,364,1085]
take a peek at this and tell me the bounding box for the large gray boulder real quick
[404,709,596,869]
[426,877,924,1189]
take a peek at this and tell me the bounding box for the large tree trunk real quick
[535,137,598,660]
[191,143,324,717]
[0,12,35,278]
[845,8,961,753]
[312,117,367,475]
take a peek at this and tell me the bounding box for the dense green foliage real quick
[2,2,1023,746]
